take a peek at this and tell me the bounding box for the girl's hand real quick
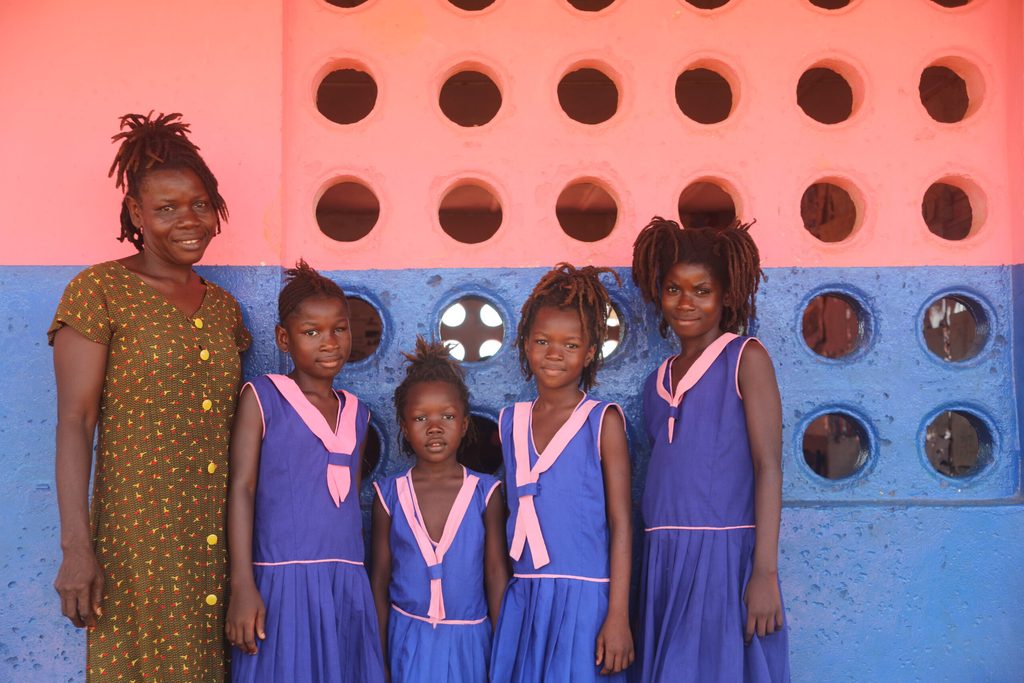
[744,568,784,644]
[595,613,634,675]
[226,583,266,655]
[54,545,104,628]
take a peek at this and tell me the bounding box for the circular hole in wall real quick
[448,0,495,10]
[558,67,619,125]
[801,181,858,242]
[316,180,380,242]
[922,181,974,240]
[440,70,502,127]
[439,182,503,243]
[920,66,969,123]
[931,0,970,7]
[801,293,863,359]
[802,412,869,480]
[458,415,503,474]
[556,180,617,242]
[925,410,988,477]
[809,0,851,8]
[797,66,855,124]
[602,303,624,359]
[347,297,383,362]
[568,0,616,10]
[317,68,377,124]
[922,295,985,362]
[685,0,730,8]
[362,423,382,481]
[678,180,737,229]
[440,296,505,362]
[676,67,733,124]
[324,0,369,6]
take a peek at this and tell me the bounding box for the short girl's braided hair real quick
[393,337,474,456]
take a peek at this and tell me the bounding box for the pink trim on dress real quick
[242,382,266,439]
[512,573,610,583]
[484,480,501,506]
[396,469,480,626]
[734,337,763,400]
[596,403,625,461]
[373,480,391,517]
[509,397,599,570]
[252,558,364,566]
[654,332,738,443]
[645,524,755,532]
[390,603,487,626]
[266,374,359,507]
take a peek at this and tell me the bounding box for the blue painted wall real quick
[2,264,1021,681]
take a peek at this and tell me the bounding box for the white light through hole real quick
[602,340,619,357]
[478,339,502,359]
[445,340,466,361]
[441,303,467,328]
[480,303,502,328]
[607,306,620,327]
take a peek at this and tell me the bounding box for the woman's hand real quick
[54,545,104,628]
[744,568,784,644]
[225,583,266,654]
[595,613,634,675]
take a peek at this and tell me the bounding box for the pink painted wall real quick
[2,0,1020,269]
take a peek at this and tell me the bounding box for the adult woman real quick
[49,112,250,681]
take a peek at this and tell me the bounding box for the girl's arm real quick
[596,407,634,675]
[226,386,266,654]
[52,327,108,628]
[369,494,392,673]
[738,341,785,643]
[483,485,510,626]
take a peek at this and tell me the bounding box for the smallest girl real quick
[226,260,385,682]
[370,337,509,683]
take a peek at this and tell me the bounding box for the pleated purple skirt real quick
[387,608,491,683]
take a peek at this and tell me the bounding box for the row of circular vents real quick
[326,1,974,14]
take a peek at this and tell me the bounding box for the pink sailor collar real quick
[266,374,359,507]
[655,332,738,444]
[509,395,600,569]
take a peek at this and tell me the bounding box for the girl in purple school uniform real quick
[630,218,790,683]
[490,263,635,682]
[370,337,510,683]
[226,260,385,682]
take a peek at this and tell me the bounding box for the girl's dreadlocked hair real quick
[278,259,348,323]
[108,112,228,251]
[631,216,763,336]
[393,337,474,456]
[516,263,621,392]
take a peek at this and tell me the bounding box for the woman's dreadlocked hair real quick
[108,112,228,251]
[516,263,621,392]
[394,337,474,456]
[278,259,348,324]
[631,216,763,336]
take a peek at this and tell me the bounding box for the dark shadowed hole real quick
[801,182,857,242]
[458,415,503,474]
[568,0,616,10]
[802,294,862,359]
[685,0,730,8]
[316,181,379,242]
[810,0,850,8]
[556,181,617,242]
[558,68,618,125]
[803,413,868,480]
[922,295,983,361]
[920,66,969,123]
[925,410,986,477]
[678,181,736,229]
[676,68,733,124]
[922,182,972,240]
[440,70,502,127]
[449,0,495,10]
[347,297,382,362]
[440,296,505,363]
[439,184,502,243]
[325,0,369,6]
[797,67,853,124]
[931,0,970,7]
[317,69,377,124]
[362,423,382,481]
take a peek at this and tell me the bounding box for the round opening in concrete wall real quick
[362,422,382,481]
[439,70,502,127]
[316,180,379,242]
[347,297,383,362]
[324,0,369,7]
[797,66,855,124]
[802,412,869,480]
[317,67,377,125]
[556,180,617,242]
[809,0,851,8]
[925,410,989,478]
[458,415,503,474]
[678,180,737,229]
[920,66,968,123]
[801,293,863,359]
[439,182,503,243]
[922,295,986,362]
[922,181,975,240]
[685,0,730,9]
[801,181,858,242]
[676,67,733,124]
[448,0,495,10]
[567,0,616,10]
[440,296,505,362]
[930,0,970,7]
[602,303,624,359]
[558,66,619,125]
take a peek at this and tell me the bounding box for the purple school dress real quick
[633,334,790,683]
[231,374,385,683]
[374,468,501,683]
[490,396,628,683]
